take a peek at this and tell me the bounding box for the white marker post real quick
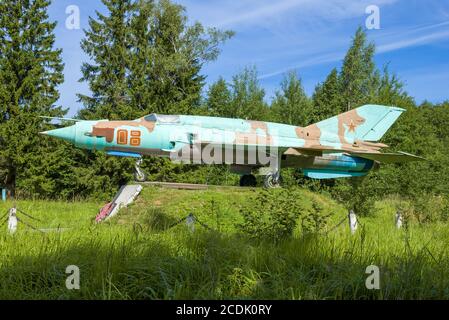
[395,211,403,229]
[186,214,195,233]
[8,207,18,234]
[349,210,358,234]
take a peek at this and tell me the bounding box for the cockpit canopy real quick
[143,114,180,124]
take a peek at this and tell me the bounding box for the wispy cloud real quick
[258,52,344,80]
[258,20,449,80]
[214,0,309,28]
[377,29,449,53]
[377,21,449,53]
[183,0,398,29]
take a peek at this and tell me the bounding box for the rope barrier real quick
[0,216,8,227]
[1,207,44,233]
[0,209,8,222]
[16,208,42,222]
[16,217,45,233]
[166,213,215,232]
[322,216,348,235]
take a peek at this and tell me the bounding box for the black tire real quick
[264,173,282,188]
[239,174,257,187]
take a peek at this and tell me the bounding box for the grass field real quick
[0,186,448,299]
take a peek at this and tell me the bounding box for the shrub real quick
[331,176,377,216]
[139,207,178,231]
[412,194,449,223]
[238,188,306,242]
[300,200,332,234]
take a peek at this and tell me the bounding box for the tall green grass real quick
[0,188,448,299]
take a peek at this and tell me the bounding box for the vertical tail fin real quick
[310,104,405,142]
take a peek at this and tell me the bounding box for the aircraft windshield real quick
[144,114,180,124]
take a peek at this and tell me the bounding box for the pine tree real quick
[271,71,312,126]
[340,27,376,110]
[206,77,232,117]
[311,68,345,122]
[0,0,65,195]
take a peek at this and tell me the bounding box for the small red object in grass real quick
[96,202,113,222]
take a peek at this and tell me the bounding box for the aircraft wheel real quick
[239,174,257,187]
[134,158,147,182]
[264,173,282,188]
[134,170,147,182]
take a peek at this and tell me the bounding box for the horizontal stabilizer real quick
[350,151,425,163]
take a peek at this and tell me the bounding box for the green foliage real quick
[271,71,312,126]
[79,0,233,120]
[229,66,270,120]
[411,194,449,224]
[238,188,305,242]
[331,176,377,216]
[311,68,345,122]
[2,190,449,299]
[205,77,232,117]
[0,0,447,208]
[138,207,178,232]
[339,27,376,110]
[0,0,65,196]
[300,200,332,234]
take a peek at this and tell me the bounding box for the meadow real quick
[0,186,448,300]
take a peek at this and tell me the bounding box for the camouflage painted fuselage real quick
[42,105,422,179]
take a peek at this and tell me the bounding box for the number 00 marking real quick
[117,129,128,145]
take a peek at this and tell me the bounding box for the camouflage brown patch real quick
[353,140,387,152]
[337,109,365,144]
[295,124,322,148]
[248,121,268,132]
[234,120,272,145]
[91,118,156,143]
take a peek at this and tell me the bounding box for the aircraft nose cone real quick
[40,125,76,143]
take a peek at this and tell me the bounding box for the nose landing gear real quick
[134,158,147,182]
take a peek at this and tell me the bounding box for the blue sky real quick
[47,0,449,116]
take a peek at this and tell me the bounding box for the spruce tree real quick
[311,68,345,122]
[271,71,312,126]
[77,0,233,193]
[132,0,233,115]
[80,0,234,119]
[0,0,64,195]
[340,27,376,110]
[78,0,135,120]
[230,67,269,120]
[206,77,232,117]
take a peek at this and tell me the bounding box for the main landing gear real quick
[239,174,257,187]
[263,171,282,188]
[239,172,283,188]
[134,158,147,182]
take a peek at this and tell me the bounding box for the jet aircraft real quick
[41,104,424,188]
